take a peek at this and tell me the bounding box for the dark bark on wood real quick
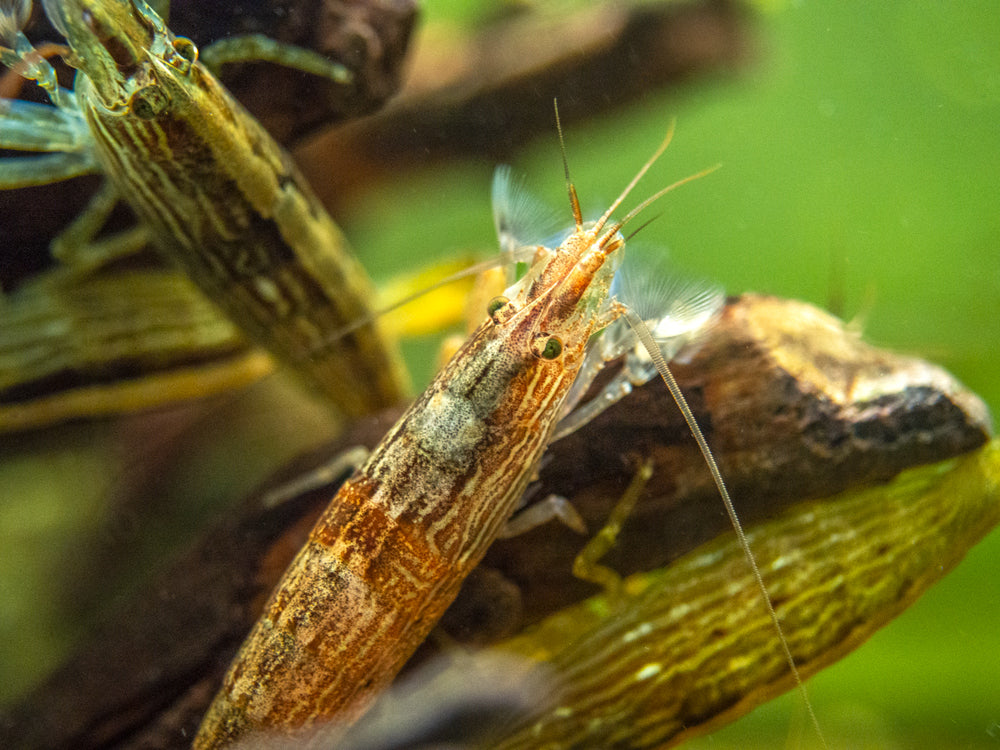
[166,0,419,143]
[299,0,748,212]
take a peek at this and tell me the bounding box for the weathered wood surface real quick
[301,0,747,213]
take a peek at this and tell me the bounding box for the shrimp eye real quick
[171,37,199,72]
[531,333,563,360]
[487,296,515,325]
[129,85,168,118]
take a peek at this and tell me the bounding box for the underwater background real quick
[1,0,998,747]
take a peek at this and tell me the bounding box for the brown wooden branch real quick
[299,0,748,212]
[165,0,419,143]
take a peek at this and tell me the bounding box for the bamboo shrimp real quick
[0,0,407,417]
[192,113,820,748]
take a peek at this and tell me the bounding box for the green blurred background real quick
[2,0,998,747]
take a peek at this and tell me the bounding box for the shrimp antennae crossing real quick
[554,103,828,747]
[625,308,828,748]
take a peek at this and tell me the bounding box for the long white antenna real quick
[623,306,828,749]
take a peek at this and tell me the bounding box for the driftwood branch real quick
[298,0,747,212]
